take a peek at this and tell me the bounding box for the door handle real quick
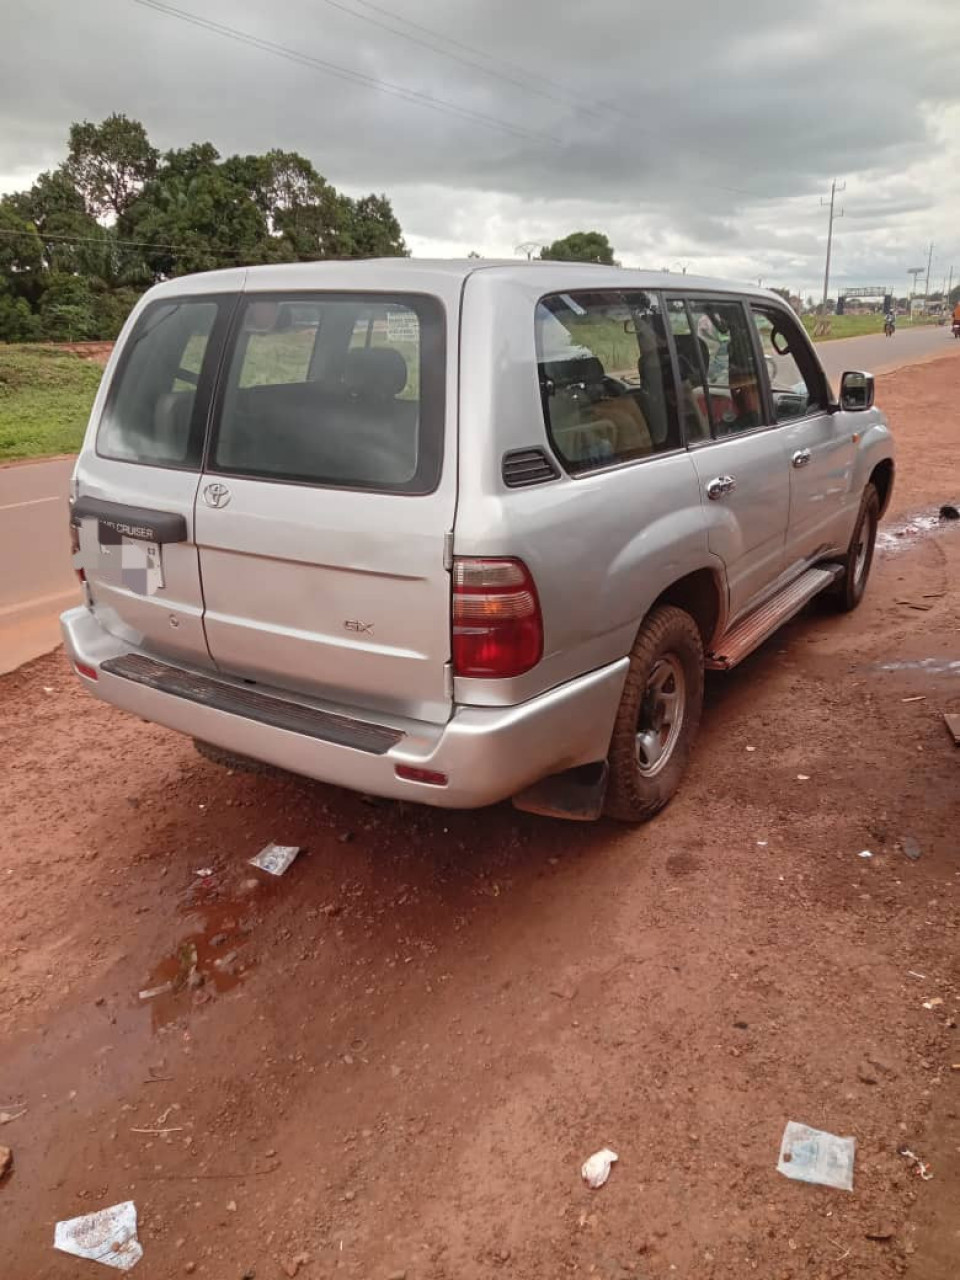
[792,449,812,469]
[706,475,737,500]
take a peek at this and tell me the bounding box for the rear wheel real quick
[834,483,879,612]
[604,605,704,823]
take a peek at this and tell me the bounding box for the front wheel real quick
[834,484,879,612]
[604,605,704,823]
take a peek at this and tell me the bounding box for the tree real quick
[341,194,407,258]
[65,114,159,220]
[540,231,615,265]
[950,284,960,308]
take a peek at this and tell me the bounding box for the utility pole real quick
[948,265,954,302]
[923,241,934,309]
[820,179,845,315]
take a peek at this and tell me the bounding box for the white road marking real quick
[0,496,63,512]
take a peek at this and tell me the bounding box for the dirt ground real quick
[1,353,959,1280]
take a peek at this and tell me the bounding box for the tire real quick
[834,483,879,613]
[604,605,704,823]
[193,738,286,778]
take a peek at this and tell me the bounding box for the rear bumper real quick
[61,607,628,809]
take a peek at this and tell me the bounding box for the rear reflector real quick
[452,557,543,679]
[395,765,448,787]
[74,661,98,681]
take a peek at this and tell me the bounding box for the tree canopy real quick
[0,114,408,342]
[540,231,616,265]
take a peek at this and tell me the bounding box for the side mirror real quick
[839,370,875,412]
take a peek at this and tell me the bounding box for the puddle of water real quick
[877,511,956,553]
[140,874,278,1031]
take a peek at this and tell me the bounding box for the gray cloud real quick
[2,0,959,292]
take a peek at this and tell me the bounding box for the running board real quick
[706,566,842,671]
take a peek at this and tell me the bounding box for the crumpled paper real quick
[54,1201,143,1270]
[777,1122,855,1192]
[581,1147,618,1189]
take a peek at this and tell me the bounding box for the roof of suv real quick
[149,258,785,305]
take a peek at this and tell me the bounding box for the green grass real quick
[0,345,104,461]
[803,314,939,342]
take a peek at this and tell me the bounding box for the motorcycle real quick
[953,321,960,340]
[884,319,895,337]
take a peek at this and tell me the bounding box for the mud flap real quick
[511,761,608,822]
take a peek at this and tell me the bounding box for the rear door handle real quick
[706,475,737,500]
[792,449,812,469]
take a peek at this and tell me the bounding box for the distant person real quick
[953,299,960,326]
[884,309,896,336]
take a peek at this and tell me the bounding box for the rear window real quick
[97,299,222,468]
[210,293,444,493]
[535,290,681,474]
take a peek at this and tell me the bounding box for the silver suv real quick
[62,261,893,822]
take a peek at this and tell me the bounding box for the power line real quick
[311,0,617,124]
[132,0,563,148]
[132,0,772,202]
[0,227,242,257]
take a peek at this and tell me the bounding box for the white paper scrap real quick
[54,1201,143,1270]
[249,842,302,876]
[777,1121,855,1192]
[581,1148,618,1189]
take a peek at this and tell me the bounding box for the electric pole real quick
[820,179,845,316]
[923,242,934,309]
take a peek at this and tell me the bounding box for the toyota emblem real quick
[203,482,231,509]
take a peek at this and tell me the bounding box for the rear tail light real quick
[74,661,98,681]
[452,557,543,678]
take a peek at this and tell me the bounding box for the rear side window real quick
[211,293,444,493]
[98,299,222,467]
[535,291,680,474]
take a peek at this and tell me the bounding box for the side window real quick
[212,294,444,494]
[535,290,680,474]
[666,298,711,444]
[686,299,765,437]
[98,300,220,467]
[750,306,830,421]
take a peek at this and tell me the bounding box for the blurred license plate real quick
[96,523,164,596]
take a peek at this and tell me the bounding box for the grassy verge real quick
[803,315,939,342]
[0,345,103,461]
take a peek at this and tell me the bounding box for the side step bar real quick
[100,653,404,755]
[706,565,842,671]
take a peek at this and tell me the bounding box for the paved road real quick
[0,457,80,674]
[0,326,954,673]
[816,322,956,383]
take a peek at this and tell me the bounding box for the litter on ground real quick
[581,1148,618,1189]
[54,1201,143,1270]
[943,713,960,746]
[777,1122,855,1192]
[901,836,922,862]
[898,1146,933,1180]
[249,843,302,876]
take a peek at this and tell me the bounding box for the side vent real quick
[502,447,560,488]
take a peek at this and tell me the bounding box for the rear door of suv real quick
[193,286,458,724]
[72,278,240,666]
[665,294,790,622]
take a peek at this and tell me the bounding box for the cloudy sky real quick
[2,0,959,297]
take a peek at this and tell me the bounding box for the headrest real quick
[540,355,606,388]
[342,347,408,398]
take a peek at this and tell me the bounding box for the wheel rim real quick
[853,510,875,588]
[635,655,685,777]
